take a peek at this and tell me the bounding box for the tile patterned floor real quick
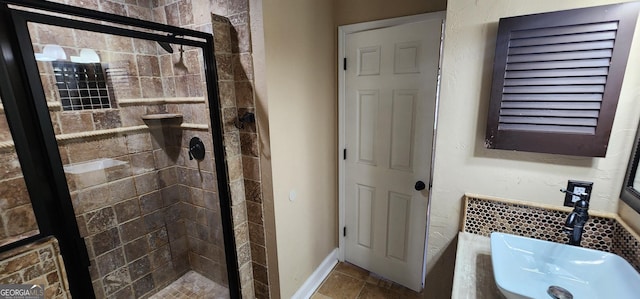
[149,271,229,299]
[312,262,422,299]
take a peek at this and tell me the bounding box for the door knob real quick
[415,181,426,191]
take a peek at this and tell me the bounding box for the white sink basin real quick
[490,232,640,299]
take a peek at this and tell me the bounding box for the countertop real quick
[451,232,505,299]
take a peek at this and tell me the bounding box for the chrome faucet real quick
[560,189,590,246]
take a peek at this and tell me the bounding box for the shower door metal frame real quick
[0,4,96,296]
[0,1,241,298]
[0,3,70,261]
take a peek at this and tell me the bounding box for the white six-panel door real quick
[343,17,442,292]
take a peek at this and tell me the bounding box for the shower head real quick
[174,44,188,73]
[157,41,173,53]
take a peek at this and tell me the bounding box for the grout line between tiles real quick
[354,281,366,299]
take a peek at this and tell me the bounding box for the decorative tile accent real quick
[0,237,71,299]
[612,222,640,272]
[463,195,640,271]
[52,61,111,111]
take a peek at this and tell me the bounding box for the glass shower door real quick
[0,97,40,247]
[11,7,231,299]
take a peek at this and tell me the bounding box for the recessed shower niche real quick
[0,2,238,298]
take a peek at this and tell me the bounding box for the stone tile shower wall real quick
[150,0,266,297]
[28,3,187,297]
[22,0,226,297]
[210,11,263,299]
[168,119,229,286]
[0,100,39,246]
[210,2,269,298]
[63,129,192,298]
[1,0,264,297]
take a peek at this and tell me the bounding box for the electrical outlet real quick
[563,180,593,207]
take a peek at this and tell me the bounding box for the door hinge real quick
[343,227,347,236]
[343,57,347,70]
[343,148,347,160]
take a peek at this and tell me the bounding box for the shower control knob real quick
[188,137,206,161]
[415,181,426,191]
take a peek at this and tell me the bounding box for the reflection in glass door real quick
[0,96,39,247]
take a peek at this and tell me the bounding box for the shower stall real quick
[0,0,239,298]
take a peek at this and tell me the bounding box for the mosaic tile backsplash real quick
[612,222,640,272]
[463,196,640,272]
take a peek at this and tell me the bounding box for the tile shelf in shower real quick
[63,158,128,174]
[63,158,131,189]
[141,113,184,120]
[117,97,205,106]
[142,113,184,127]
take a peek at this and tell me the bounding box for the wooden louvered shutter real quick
[485,2,640,157]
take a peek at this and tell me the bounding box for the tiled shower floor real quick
[149,271,229,299]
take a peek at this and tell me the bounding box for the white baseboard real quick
[291,248,338,299]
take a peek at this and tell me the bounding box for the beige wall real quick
[260,0,450,296]
[620,201,640,234]
[256,0,640,297]
[262,0,337,297]
[334,0,447,26]
[427,0,640,296]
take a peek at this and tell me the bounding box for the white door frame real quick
[337,11,446,285]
